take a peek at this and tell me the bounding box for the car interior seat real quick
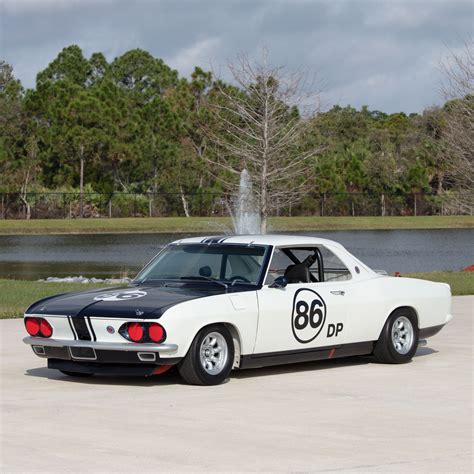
[284,263,311,283]
[199,266,212,277]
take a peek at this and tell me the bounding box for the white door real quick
[253,247,350,355]
[255,282,348,354]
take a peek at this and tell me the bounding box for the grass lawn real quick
[1,271,472,319]
[0,215,473,235]
[0,280,114,319]
[404,272,474,296]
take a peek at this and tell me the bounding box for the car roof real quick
[172,234,346,249]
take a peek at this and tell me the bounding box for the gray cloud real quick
[1,0,472,113]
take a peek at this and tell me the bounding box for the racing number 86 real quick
[291,288,327,343]
[294,299,324,330]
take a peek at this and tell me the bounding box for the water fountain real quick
[231,169,261,234]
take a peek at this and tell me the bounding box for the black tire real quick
[373,309,419,364]
[178,324,234,385]
[59,370,94,377]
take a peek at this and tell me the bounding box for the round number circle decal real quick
[291,288,327,343]
[94,290,147,302]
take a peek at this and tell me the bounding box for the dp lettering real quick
[327,323,344,337]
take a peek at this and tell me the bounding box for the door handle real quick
[330,290,345,296]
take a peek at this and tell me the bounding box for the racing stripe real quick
[71,317,92,341]
[85,317,97,341]
[210,236,226,243]
[67,316,78,340]
[202,236,218,243]
[201,236,226,244]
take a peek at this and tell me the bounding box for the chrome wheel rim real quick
[391,316,414,354]
[199,332,228,375]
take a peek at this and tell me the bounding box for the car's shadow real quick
[25,346,438,386]
[25,366,185,387]
[232,355,371,380]
[415,346,438,357]
[233,346,437,380]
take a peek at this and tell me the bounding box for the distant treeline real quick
[0,45,472,218]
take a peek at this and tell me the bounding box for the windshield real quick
[136,243,269,285]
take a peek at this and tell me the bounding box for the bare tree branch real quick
[202,49,323,232]
[439,37,474,210]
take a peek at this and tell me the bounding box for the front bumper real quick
[23,336,178,353]
[23,337,181,367]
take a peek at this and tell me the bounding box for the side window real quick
[264,249,294,285]
[264,246,351,285]
[265,247,320,285]
[320,246,352,281]
[291,249,320,279]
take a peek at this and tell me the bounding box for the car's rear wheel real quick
[178,325,234,385]
[59,370,94,377]
[374,309,419,364]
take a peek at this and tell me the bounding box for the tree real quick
[93,79,140,194]
[440,39,474,211]
[202,51,323,233]
[109,49,178,105]
[36,45,90,87]
[2,45,472,219]
[18,133,40,219]
[365,129,400,216]
[87,52,109,86]
[137,95,182,213]
[168,68,223,217]
[0,61,24,189]
[340,141,369,216]
[65,88,118,216]
[0,61,41,218]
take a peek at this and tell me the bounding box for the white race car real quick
[23,235,452,385]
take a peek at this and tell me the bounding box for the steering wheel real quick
[229,275,251,283]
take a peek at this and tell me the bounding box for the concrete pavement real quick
[1,296,472,473]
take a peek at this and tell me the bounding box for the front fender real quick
[158,291,259,359]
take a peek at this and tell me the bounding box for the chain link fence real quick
[0,191,470,219]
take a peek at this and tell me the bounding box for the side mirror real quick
[269,276,288,289]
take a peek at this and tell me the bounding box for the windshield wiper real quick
[135,277,167,286]
[179,276,229,291]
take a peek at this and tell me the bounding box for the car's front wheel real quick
[178,325,234,385]
[374,309,419,363]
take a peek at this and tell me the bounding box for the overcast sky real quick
[1,0,472,113]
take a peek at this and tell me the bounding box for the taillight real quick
[25,317,40,336]
[119,322,166,343]
[25,317,53,338]
[40,319,53,337]
[127,322,144,342]
[149,323,165,343]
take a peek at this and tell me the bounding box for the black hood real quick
[26,283,229,319]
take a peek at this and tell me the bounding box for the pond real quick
[0,229,472,280]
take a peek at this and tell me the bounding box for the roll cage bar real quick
[280,247,325,283]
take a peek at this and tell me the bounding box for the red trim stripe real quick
[328,348,336,359]
[152,365,172,376]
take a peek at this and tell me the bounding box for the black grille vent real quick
[71,317,92,341]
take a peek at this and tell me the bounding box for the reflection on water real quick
[0,229,472,280]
